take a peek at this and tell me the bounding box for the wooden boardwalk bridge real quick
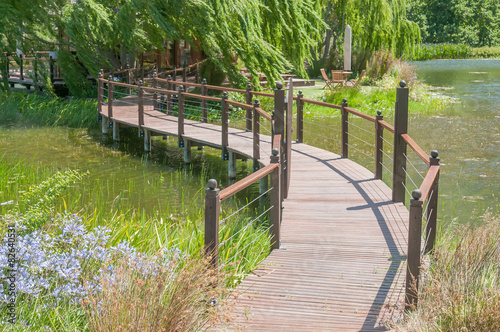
[97,71,441,331]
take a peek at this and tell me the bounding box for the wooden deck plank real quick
[99,96,409,331]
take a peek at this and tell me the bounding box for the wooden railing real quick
[2,51,62,88]
[98,71,440,311]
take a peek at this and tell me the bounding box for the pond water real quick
[0,126,255,219]
[409,59,500,223]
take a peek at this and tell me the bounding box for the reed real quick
[392,215,500,331]
[405,43,473,61]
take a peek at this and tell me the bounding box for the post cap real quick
[431,150,439,158]
[247,83,252,90]
[139,80,143,86]
[207,179,218,190]
[276,81,283,90]
[399,80,407,88]
[222,91,228,99]
[377,110,382,116]
[412,189,422,200]
[342,98,347,103]
[272,148,279,156]
[108,74,113,81]
[167,75,172,80]
[202,78,207,84]
[254,99,260,106]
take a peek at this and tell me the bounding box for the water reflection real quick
[409,59,500,223]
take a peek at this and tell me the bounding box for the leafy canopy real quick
[0,0,324,89]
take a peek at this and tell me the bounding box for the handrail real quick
[103,81,138,89]
[256,107,272,122]
[141,86,177,95]
[379,120,395,133]
[401,134,430,166]
[419,165,440,203]
[182,92,221,102]
[205,84,247,94]
[345,106,376,123]
[220,163,279,201]
[302,98,342,109]
[225,99,253,110]
[272,134,281,150]
[165,80,200,87]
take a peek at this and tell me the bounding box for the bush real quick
[365,48,395,83]
[472,46,500,59]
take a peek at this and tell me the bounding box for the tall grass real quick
[0,92,97,128]
[405,43,473,61]
[392,216,500,331]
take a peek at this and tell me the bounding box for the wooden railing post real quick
[182,66,187,82]
[195,60,200,84]
[221,92,229,160]
[173,66,177,81]
[166,75,172,115]
[205,179,220,268]
[406,188,423,311]
[341,98,349,158]
[392,81,409,202]
[138,80,144,136]
[246,83,253,131]
[108,75,114,121]
[152,69,158,111]
[270,148,281,250]
[34,53,39,89]
[284,78,293,199]
[201,78,208,123]
[49,54,54,84]
[5,53,10,79]
[273,82,285,200]
[19,53,24,81]
[425,150,440,254]
[375,110,384,179]
[296,90,304,143]
[97,69,103,120]
[253,99,261,171]
[178,85,185,147]
[126,59,131,95]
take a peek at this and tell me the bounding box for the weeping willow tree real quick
[316,0,420,72]
[0,0,324,94]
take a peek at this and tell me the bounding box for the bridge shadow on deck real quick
[292,145,407,330]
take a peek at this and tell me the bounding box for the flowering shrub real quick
[0,214,232,331]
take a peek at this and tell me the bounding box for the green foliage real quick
[404,43,473,60]
[407,0,500,47]
[200,58,226,86]
[472,46,500,59]
[0,0,324,91]
[18,170,87,231]
[343,0,421,69]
